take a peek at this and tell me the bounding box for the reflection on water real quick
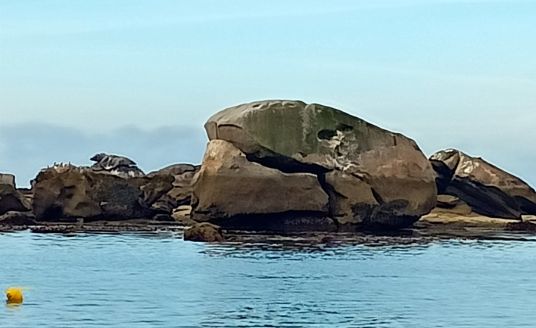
[1,230,536,327]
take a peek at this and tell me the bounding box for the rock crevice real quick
[191,100,437,230]
[429,149,536,219]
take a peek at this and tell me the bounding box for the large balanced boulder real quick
[0,179,31,215]
[430,149,536,219]
[193,100,437,229]
[32,164,172,221]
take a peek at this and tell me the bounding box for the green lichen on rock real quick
[198,100,437,229]
[205,100,416,171]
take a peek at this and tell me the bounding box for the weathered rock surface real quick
[0,211,37,225]
[430,149,536,219]
[184,222,224,242]
[149,164,198,177]
[436,194,460,209]
[192,140,330,225]
[0,181,31,215]
[193,100,437,229]
[0,173,16,188]
[147,164,200,214]
[32,165,171,221]
[139,173,174,214]
[90,153,145,178]
[172,205,197,226]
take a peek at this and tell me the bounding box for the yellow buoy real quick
[5,287,23,304]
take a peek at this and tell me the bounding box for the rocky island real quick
[2,100,536,241]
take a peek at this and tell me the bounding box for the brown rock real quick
[0,211,36,225]
[0,173,16,188]
[139,174,174,214]
[184,222,224,242]
[147,164,200,213]
[148,164,198,177]
[437,194,459,208]
[191,140,329,224]
[32,165,152,221]
[430,149,536,219]
[0,183,31,215]
[197,100,437,229]
[172,205,196,226]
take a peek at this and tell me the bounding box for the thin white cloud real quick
[1,0,532,37]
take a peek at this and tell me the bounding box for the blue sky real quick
[1,0,535,186]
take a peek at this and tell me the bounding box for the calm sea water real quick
[1,230,536,327]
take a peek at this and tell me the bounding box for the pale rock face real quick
[191,140,330,222]
[0,174,16,188]
[192,100,437,230]
[430,149,536,219]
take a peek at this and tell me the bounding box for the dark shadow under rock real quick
[216,212,338,233]
[0,211,36,225]
[430,149,536,219]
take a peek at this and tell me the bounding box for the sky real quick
[1,0,535,186]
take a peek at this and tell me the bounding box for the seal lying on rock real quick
[90,153,145,178]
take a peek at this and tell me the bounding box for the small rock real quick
[0,211,36,225]
[184,222,224,242]
[436,194,459,208]
[172,205,196,225]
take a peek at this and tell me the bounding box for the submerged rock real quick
[193,100,437,230]
[184,222,224,242]
[430,149,536,219]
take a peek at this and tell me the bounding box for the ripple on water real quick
[2,231,536,327]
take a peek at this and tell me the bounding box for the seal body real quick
[90,153,145,178]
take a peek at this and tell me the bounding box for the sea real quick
[1,230,536,327]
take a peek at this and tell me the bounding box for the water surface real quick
[1,231,536,327]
